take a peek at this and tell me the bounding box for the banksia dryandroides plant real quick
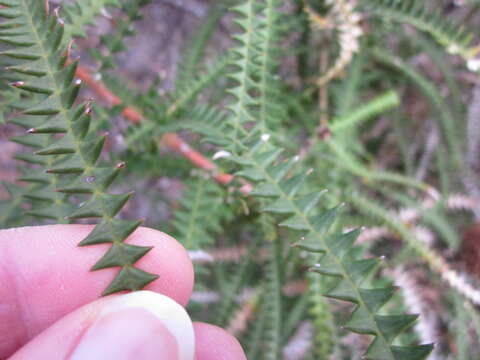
[1,0,480,358]
[0,0,157,295]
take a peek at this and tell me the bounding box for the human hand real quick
[0,225,246,360]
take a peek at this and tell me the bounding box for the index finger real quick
[0,224,194,359]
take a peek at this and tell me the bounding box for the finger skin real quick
[0,225,194,359]
[9,294,182,360]
[10,303,246,360]
[193,323,247,360]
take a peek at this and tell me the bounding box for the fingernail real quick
[71,291,195,360]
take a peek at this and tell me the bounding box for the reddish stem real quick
[75,65,245,190]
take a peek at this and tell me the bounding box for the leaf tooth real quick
[66,197,103,219]
[92,164,125,191]
[390,344,435,360]
[55,60,77,87]
[80,133,107,165]
[374,314,419,342]
[23,187,56,202]
[324,278,358,303]
[102,267,159,296]
[1,48,42,60]
[363,337,390,360]
[310,204,345,234]
[48,19,64,51]
[26,208,64,220]
[358,287,398,313]
[345,258,380,285]
[235,167,264,182]
[15,153,47,165]
[262,197,293,214]
[11,133,49,148]
[309,254,342,277]
[67,192,134,220]
[27,114,67,133]
[325,229,360,258]
[11,75,53,94]
[296,190,328,214]
[231,2,251,18]
[91,242,153,270]
[279,214,309,230]
[250,182,279,197]
[71,103,92,139]
[344,306,377,335]
[252,148,283,167]
[19,169,50,184]
[267,157,297,181]
[292,233,325,253]
[79,219,143,246]
[61,81,81,108]
[9,115,44,129]
[280,173,308,197]
[24,94,61,115]
[46,154,84,174]
[103,192,134,217]
[0,32,35,46]
[35,134,76,155]
[0,7,21,19]
[7,64,47,77]
[0,19,22,29]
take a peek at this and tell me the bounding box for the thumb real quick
[10,291,195,360]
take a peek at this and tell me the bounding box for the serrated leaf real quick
[102,267,159,296]
[279,214,310,230]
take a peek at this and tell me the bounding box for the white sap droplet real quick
[467,58,480,72]
[212,150,231,160]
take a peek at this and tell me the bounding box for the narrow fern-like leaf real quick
[61,0,120,39]
[179,1,435,357]
[262,217,283,360]
[172,177,232,250]
[361,0,478,61]
[1,0,157,295]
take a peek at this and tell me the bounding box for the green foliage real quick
[372,48,462,168]
[124,55,230,147]
[88,0,151,70]
[262,217,283,360]
[361,0,478,61]
[2,0,479,358]
[177,0,433,357]
[175,3,225,90]
[307,272,336,358]
[61,0,120,40]
[0,182,26,227]
[0,0,157,295]
[172,176,232,250]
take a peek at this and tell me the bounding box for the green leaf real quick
[1,0,156,295]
